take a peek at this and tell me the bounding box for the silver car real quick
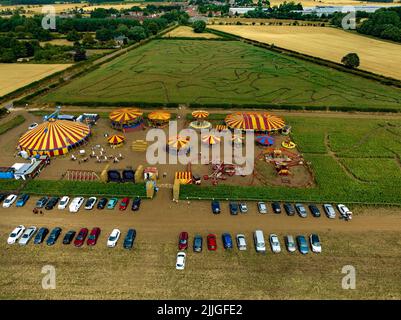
[323,204,336,219]
[236,234,247,251]
[18,226,37,246]
[295,203,307,218]
[285,235,296,253]
[257,202,267,214]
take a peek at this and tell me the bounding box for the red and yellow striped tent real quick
[168,136,190,151]
[192,110,209,119]
[202,133,221,145]
[215,124,228,132]
[109,108,143,124]
[175,171,192,184]
[18,119,91,156]
[107,134,125,146]
[148,111,171,127]
[225,112,285,132]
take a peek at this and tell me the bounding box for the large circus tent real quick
[225,112,285,132]
[18,119,91,156]
[109,108,143,131]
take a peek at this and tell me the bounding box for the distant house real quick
[114,35,128,47]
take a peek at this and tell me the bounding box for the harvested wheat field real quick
[40,39,74,47]
[0,64,72,97]
[163,26,220,39]
[210,25,401,80]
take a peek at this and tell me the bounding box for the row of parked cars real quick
[211,200,353,220]
[175,231,322,270]
[7,225,137,249]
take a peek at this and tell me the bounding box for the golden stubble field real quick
[163,26,220,39]
[210,25,401,80]
[0,64,72,97]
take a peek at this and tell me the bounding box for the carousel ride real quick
[189,110,212,130]
[257,147,304,176]
[167,136,191,154]
[147,110,171,128]
[109,108,143,132]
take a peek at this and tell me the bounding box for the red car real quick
[74,228,88,247]
[119,197,129,210]
[207,234,217,251]
[87,227,101,246]
[178,232,188,250]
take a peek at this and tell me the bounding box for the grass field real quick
[40,39,401,110]
[209,25,401,80]
[163,26,220,39]
[0,115,25,135]
[0,63,72,97]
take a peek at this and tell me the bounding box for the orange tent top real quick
[225,112,285,131]
[148,111,171,121]
[192,110,209,119]
[107,134,125,145]
[201,133,221,145]
[168,136,190,150]
[109,108,143,124]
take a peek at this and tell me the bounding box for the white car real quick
[19,226,37,246]
[69,197,84,213]
[28,123,38,130]
[323,204,336,219]
[269,234,281,253]
[236,234,247,251]
[285,235,297,253]
[310,234,322,253]
[3,194,17,208]
[107,229,121,248]
[58,196,70,210]
[84,197,97,210]
[7,225,25,244]
[257,201,267,214]
[337,204,353,220]
[176,252,186,270]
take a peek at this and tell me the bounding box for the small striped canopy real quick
[232,134,244,144]
[202,133,221,145]
[148,111,171,121]
[109,108,143,124]
[168,136,190,150]
[215,124,228,131]
[192,110,209,119]
[225,112,285,132]
[107,134,125,145]
[255,135,275,146]
[18,119,90,156]
[175,171,192,184]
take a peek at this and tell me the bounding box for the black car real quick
[97,198,108,210]
[309,204,321,217]
[229,202,239,215]
[63,230,76,244]
[34,227,49,244]
[272,202,281,214]
[123,229,136,249]
[122,170,135,183]
[0,193,7,203]
[193,234,203,252]
[131,197,141,211]
[107,170,121,183]
[284,203,295,216]
[45,197,60,210]
[46,227,62,246]
[211,200,221,214]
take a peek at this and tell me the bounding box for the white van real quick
[254,230,266,253]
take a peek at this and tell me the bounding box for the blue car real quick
[296,235,309,255]
[193,234,203,252]
[123,229,136,249]
[229,202,238,215]
[211,200,221,214]
[16,194,30,207]
[222,233,233,249]
[34,227,49,245]
[131,197,141,211]
[46,227,62,246]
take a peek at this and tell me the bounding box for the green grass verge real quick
[0,115,25,135]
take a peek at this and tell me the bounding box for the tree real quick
[96,28,114,42]
[82,33,96,47]
[127,26,147,42]
[66,30,81,42]
[145,22,159,35]
[193,20,206,33]
[74,45,87,62]
[341,53,360,69]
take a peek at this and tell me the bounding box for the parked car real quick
[74,228,88,247]
[176,252,186,270]
[239,202,248,213]
[119,197,129,210]
[178,231,189,250]
[222,233,233,249]
[107,229,121,248]
[34,227,49,244]
[323,204,336,219]
[229,202,239,215]
[123,229,136,249]
[69,197,84,213]
[337,204,353,221]
[193,234,203,253]
[87,227,101,246]
[63,230,76,245]
[254,230,266,253]
[295,203,307,218]
[131,197,141,211]
[107,198,118,209]
[0,193,6,203]
[57,196,70,210]
[296,235,309,254]
[3,194,17,208]
[18,226,37,246]
[310,234,322,253]
[36,196,49,208]
[45,197,60,210]
[269,234,281,253]
[236,234,247,251]
[285,235,297,253]
[309,204,321,217]
[84,197,97,210]
[211,200,221,214]
[7,225,25,244]
[16,194,30,207]
[46,227,62,246]
[28,123,38,130]
[97,198,108,210]
[284,203,296,216]
[271,202,281,214]
[207,234,217,251]
[257,201,267,214]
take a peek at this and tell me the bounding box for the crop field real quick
[0,63,72,97]
[209,25,401,80]
[40,39,401,110]
[181,115,401,205]
[163,26,220,39]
